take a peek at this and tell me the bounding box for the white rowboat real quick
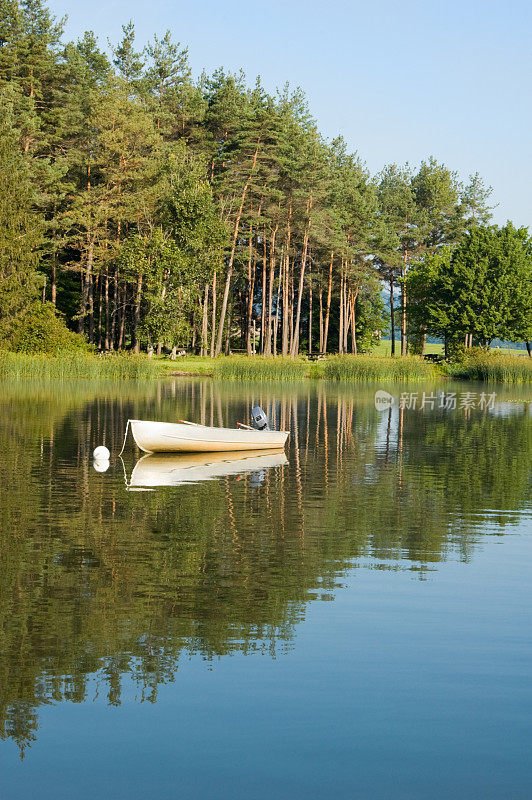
[129,450,288,487]
[129,419,289,454]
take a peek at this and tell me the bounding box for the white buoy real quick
[93,458,110,473]
[93,445,110,460]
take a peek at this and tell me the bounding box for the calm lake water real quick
[1,377,531,799]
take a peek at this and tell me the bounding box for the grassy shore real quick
[1,350,530,383]
[168,354,438,382]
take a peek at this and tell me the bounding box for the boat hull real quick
[129,419,289,454]
[130,450,288,487]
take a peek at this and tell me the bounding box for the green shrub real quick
[0,301,87,355]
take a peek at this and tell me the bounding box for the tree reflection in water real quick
[0,378,530,754]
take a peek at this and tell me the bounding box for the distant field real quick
[372,341,444,357]
[374,341,528,357]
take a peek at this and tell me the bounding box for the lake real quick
[0,377,531,799]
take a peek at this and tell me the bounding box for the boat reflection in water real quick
[127,449,289,489]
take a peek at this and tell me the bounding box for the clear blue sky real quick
[48,0,531,227]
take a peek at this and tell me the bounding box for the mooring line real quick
[118,419,131,457]
[119,455,129,490]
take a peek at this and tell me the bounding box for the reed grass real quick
[3,350,529,384]
[211,354,437,382]
[0,351,158,380]
[212,356,309,381]
[321,354,438,382]
[446,351,532,383]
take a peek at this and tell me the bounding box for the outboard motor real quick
[251,405,270,431]
[249,469,266,488]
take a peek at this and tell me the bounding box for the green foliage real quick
[0,85,81,353]
[460,172,494,228]
[408,224,532,347]
[0,93,41,305]
[0,300,87,353]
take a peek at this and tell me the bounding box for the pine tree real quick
[110,20,144,87]
[376,164,417,356]
[144,30,203,139]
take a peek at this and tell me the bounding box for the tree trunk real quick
[389,272,395,356]
[526,341,531,357]
[210,270,217,357]
[110,268,118,350]
[260,233,267,353]
[308,260,313,355]
[401,255,407,357]
[118,285,126,350]
[88,272,94,343]
[215,140,261,355]
[319,288,323,353]
[104,267,110,350]
[265,224,278,356]
[350,284,359,355]
[323,251,333,354]
[273,256,282,357]
[246,230,254,355]
[97,275,102,348]
[281,206,292,356]
[289,270,295,353]
[79,236,94,335]
[338,263,344,354]
[282,253,290,356]
[132,273,143,353]
[343,277,350,353]
[51,260,57,305]
[290,194,312,357]
[201,283,209,356]
[225,301,232,355]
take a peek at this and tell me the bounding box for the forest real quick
[0,0,531,359]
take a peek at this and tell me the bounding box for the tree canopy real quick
[408,223,532,350]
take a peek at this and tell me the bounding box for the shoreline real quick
[0,352,531,385]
